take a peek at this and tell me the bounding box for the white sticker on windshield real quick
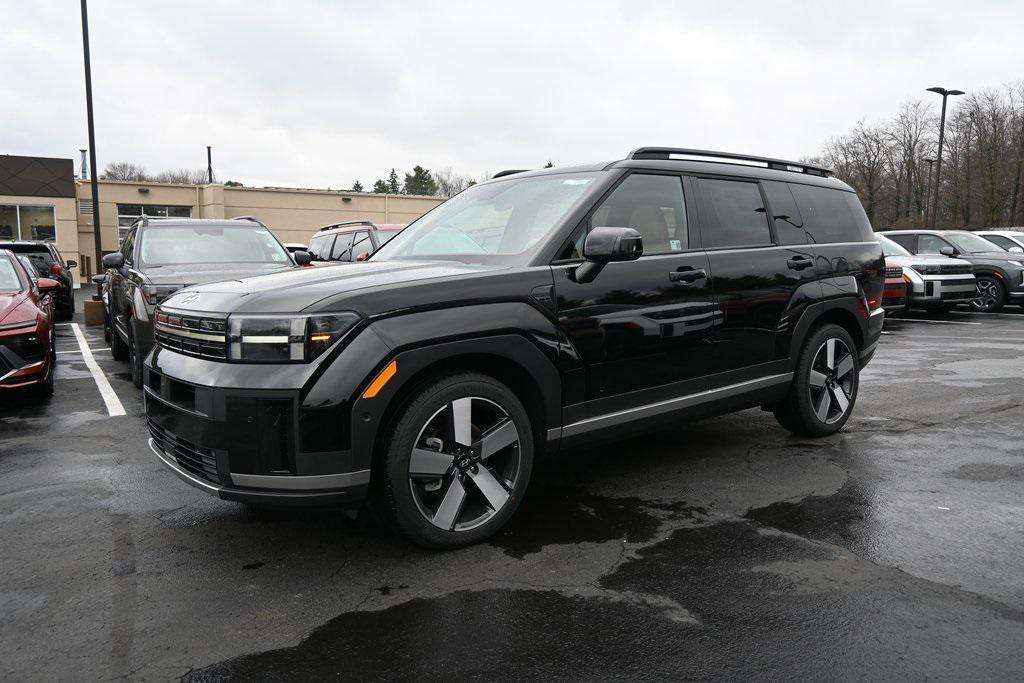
[562,179,592,185]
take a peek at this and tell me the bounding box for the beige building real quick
[1,154,445,285]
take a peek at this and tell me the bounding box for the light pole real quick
[80,0,103,292]
[923,158,935,225]
[926,86,965,229]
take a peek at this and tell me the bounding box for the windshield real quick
[372,173,599,265]
[877,234,911,257]
[139,225,291,267]
[947,232,1006,254]
[0,257,24,292]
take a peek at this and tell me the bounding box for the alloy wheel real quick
[971,278,1000,311]
[408,396,521,532]
[807,338,855,425]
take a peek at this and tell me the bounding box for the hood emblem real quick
[179,293,200,305]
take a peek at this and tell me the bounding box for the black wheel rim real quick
[408,396,521,532]
[807,338,855,425]
[971,279,999,311]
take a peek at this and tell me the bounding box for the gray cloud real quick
[2,0,1021,188]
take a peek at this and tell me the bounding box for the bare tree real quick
[152,168,214,184]
[100,161,149,181]
[433,167,475,197]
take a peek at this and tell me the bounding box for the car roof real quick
[977,229,1024,235]
[131,218,271,229]
[885,229,974,235]
[0,240,56,248]
[314,222,406,236]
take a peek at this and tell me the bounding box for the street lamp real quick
[923,158,935,225]
[926,86,965,229]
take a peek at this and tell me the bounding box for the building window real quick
[117,204,192,240]
[0,204,57,241]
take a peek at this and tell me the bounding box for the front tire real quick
[971,275,1006,312]
[774,324,860,437]
[378,373,534,550]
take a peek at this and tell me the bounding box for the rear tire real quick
[377,372,533,550]
[970,275,1006,312]
[774,324,859,437]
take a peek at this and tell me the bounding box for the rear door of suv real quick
[693,176,818,385]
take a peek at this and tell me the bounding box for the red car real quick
[0,249,59,396]
[306,221,405,264]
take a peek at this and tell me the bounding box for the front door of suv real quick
[552,172,717,416]
[694,176,817,385]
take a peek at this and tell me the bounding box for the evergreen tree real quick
[352,180,364,192]
[544,160,554,168]
[403,165,438,196]
[387,169,402,194]
[372,179,388,193]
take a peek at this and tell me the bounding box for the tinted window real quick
[591,174,688,256]
[0,256,24,291]
[698,178,771,249]
[761,181,806,246]
[918,234,950,254]
[330,232,355,260]
[307,234,333,260]
[887,234,916,251]
[983,235,1015,250]
[121,229,136,264]
[788,184,873,244]
[138,225,291,267]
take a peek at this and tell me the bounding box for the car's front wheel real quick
[378,373,533,549]
[970,275,1006,312]
[774,323,860,437]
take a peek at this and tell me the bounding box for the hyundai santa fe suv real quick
[876,233,975,312]
[885,229,1024,312]
[145,147,885,549]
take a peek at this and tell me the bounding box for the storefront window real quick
[0,204,56,241]
[117,204,192,240]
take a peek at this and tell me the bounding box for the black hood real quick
[145,262,295,288]
[159,260,508,315]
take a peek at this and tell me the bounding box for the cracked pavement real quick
[2,308,1024,680]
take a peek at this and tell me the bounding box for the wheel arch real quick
[790,298,866,361]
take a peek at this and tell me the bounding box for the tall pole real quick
[207,145,213,184]
[81,0,103,290]
[923,158,935,226]
[927,86,965,229]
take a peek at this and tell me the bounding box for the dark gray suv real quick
[101,217,303,387]
[886,230,1024,312]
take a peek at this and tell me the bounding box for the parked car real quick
[975,229,1024,253]
[876,233,975,312]
[0,249,59,397]
[145,146,885,549]
[885,230,1024,312]
[16,255,56,322]
[101,216,306,388]
[1,241,77,321]
[306,221,405,264]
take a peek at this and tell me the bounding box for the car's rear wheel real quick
[378,373,533,549]
[774,323,859,437]
[970,275,1006,312]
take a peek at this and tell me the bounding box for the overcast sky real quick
[2,1,1022,189]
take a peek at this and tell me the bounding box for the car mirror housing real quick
[1009,246,1024,254]
[91,274,106,284]
[293,250,312,266]
[572,227,643,284]
[65,259,78,269]
[939,246,956,257]
[37,277,60,292]
[356,251,370,262]
[102,252,125,269]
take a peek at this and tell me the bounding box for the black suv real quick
[101,217,304,388]
[145,148,885,549]
[2,241,77,320]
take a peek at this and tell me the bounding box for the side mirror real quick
[91,274,106,285]
[356,251,370,262]
[293,250,312,266]
[65,259,78,269]
[37,277,60,292]
[102,252,125,269]
[571,227,644,284]
[1009,246,1024,254]
[939,246,956,257]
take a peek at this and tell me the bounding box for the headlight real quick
[142,284,183,305]
[226,313,360,363]
[910,264,940,275]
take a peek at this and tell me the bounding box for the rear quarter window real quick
[788,184,874,243]
[308,234,333,260]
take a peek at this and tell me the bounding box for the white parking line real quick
[57,348,110,355]
[888,318,982,326]
[70,323,126,417]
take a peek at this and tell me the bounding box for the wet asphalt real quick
[2,301,1024,680]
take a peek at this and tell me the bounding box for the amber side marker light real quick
[362,360,397,399]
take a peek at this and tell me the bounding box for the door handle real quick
[787,255,813,270]
[669,267,707,283]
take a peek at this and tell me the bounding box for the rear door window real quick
[697,178,772,249]
[788,184,873,243]
[350,231,373,259]
[887,234,916,252]
[761,181,806,246]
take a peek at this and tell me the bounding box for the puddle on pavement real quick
[948,462,1024,482]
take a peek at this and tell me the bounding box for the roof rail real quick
[232,215,260,222]
[626,147,832,177]
[493,169,530,178]
[317,220,381,233]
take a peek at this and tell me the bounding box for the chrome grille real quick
[154,311,227,360]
